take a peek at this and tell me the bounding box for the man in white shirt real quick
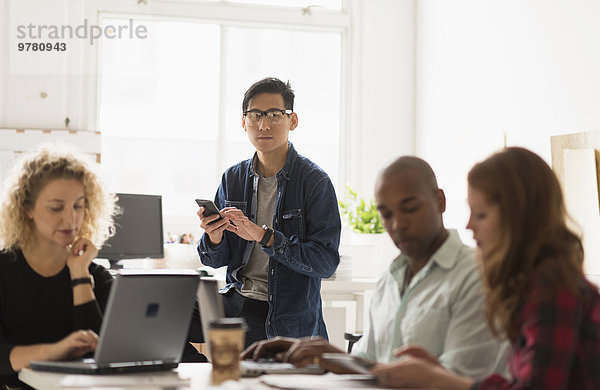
[242,156,507,380]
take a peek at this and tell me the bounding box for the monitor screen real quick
[97,193,164,265]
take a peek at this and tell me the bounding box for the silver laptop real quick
[196,278,324,377]
[30,270,199,374]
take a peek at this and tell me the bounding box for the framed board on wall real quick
[551,130,600,285]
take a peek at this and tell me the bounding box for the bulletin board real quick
[550,130,600,279]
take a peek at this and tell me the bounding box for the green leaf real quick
[338,186,383,234]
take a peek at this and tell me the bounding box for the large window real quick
[98,3,347,231]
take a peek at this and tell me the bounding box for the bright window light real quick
[223,26,341,182]
[98,17,342,223]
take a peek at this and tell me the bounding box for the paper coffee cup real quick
[207,318,247,384]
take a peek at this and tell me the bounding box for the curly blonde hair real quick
[0,146,118,251]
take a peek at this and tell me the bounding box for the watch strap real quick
[71,277,93,288]
[259,225,274,246]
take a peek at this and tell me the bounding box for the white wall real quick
[350,0,415,198]
[415,0,600,243]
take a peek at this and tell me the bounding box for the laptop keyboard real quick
[240,359,325,377]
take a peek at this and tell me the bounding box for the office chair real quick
[344,332,363,353]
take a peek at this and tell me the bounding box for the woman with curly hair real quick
[372,147,600,389]
[0,146,118,387]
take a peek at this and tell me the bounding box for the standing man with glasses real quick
[197,77,341,347]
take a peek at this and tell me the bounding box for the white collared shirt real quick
[352,230,508,380]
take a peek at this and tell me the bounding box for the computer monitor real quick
[97,193,164,269]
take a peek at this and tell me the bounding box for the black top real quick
[0,249,113,386]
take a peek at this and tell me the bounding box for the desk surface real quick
[19,363,259,390]
[19,363,389,390]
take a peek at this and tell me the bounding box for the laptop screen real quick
[95,271,199,365]
[196,278,225,353]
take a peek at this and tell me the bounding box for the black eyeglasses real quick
[243,109,293,125]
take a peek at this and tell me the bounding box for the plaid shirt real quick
[473,272,600,390]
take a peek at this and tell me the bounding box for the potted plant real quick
[338,186,397,278]
[338,186,384,234]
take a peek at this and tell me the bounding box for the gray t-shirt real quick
[237,170,277,301]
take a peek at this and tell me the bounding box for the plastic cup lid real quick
[209,317,248,330]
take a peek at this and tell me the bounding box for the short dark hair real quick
[242,77,295,112]
[380,156,440,193]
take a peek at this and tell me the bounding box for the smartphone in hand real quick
[195,199,224,224]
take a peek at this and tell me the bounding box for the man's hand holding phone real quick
[196,199,274,247]
[196,199,230,246]
[217,208,273,245]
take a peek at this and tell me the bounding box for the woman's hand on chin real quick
[66,237,98,276]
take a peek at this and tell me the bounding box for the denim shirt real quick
[197,143,341,339]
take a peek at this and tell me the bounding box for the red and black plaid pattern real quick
[473,276,600,390]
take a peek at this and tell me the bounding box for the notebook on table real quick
[30,270,199,374]
[196,277,325,377]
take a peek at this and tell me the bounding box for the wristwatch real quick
[259,224,274,246]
